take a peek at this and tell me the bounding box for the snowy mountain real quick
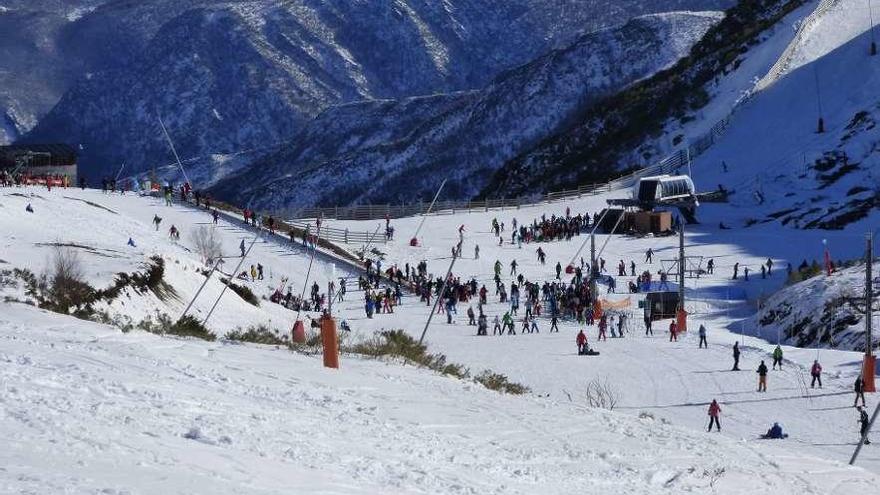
[483,0,811,196]
[14,0,734,183]
[0,0,110,143]
[210,11,724,210]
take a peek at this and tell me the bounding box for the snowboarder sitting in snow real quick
[25,203,34,213]
[761,422,787,439]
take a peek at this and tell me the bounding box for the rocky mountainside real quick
[14,0,734,183]
[481,0,808,197]
[210,11,725,210]
[0,0,109,143]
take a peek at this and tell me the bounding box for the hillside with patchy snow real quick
[14,0,734,183]
[210,11,724,210]
[749,262,880,351]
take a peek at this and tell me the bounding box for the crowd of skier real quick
[13,176,873,449]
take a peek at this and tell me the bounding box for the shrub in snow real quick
[585,376,622,411]
[225,325,286,345]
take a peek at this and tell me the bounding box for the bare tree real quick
[585,376,622,411]
[192,226,222,265]
[46,247,92,313]
[51,247,84,286]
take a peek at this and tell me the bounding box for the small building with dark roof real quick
[0,144,78,182]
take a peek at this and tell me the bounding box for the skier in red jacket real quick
[577,330,588,354]
[708,399,721,432]
[669,320,678,342]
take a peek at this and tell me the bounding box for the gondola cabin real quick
[634,175,695,204]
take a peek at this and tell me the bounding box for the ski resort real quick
[3,0,880,493]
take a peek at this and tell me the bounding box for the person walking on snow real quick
[855,375,867,407]
[598,315,608,341]
[732,262,739,280]
[550,315,559,333]
[757,360,768,392]
[510,259,518,276]
[474,244,480,260]
[732,341,741,371]
[493,315,502,335]
[858,406,871,444]
[698,324,707,348]
[240,239,246,257]
[772,345,783,370]
[668,320,678,342]
[707,399,721,432]
[556,262,562,280]
[810,360,822,388]
[645,248,654,263]
[766,258,773,276]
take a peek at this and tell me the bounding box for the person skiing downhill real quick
[707,399,721,432]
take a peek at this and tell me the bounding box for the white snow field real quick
[0,181,878,493]
[4,1,880,492]
[3,302,875,494]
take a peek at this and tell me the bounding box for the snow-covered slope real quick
[4,302,875,494]
[210,12,724,210]
[0,187,352,336]
[690,0,880,230]
[483,0,810,196]
[750,262,879,351]
[16,0,735,184]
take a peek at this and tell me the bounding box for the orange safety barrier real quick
[598,297,631,311]
[291,320,306,344]
[676,308,688,332]
[321,317,339,369]
[863,355,876,393]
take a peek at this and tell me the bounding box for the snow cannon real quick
[409,237,419,247]
[292,320,306,344]
[565,264,575,274]
[321,316,339,369]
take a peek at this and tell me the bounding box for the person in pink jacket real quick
[810,360,822,388]
[708,399,721,432]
